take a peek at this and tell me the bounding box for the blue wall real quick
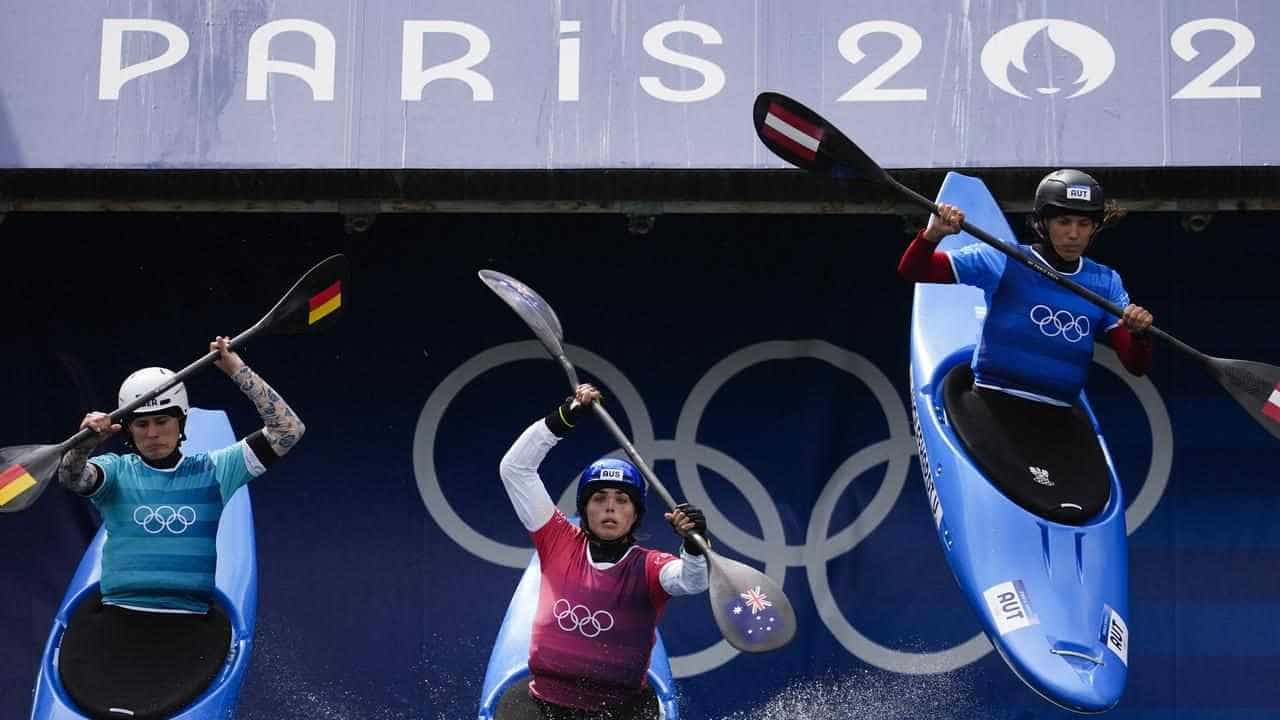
[1,208,1278,719]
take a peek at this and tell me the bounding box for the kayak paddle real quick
[752,90,1280,443]
[0,254,349,513]
[480,269,797,653]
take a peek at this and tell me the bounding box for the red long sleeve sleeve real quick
[1104,325,1153,376]
[898,230,956,283]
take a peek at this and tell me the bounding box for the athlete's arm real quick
[499,386,596,532]
[57,411,115,496]
[499,421,562,531]
[659,503,710,595]
[213,337,305,463]
[898,203,964,283]
[659,550,709,596]
[898,231,957,283]
[1104,324,1153,376]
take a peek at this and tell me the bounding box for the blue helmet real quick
[576,458,647,524]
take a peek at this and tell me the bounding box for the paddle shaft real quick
[889,177,1209,365]
[58,322,267,454]
[555,354,713,555]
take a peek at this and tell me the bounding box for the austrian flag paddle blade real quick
[752,92,891,184]
[1263,383,1280,423]
[759,100,823,164]
[1208,356,1280,441]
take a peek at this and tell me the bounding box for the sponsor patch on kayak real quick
[984,580,1039,635]
[1102,605,1129,666]
[1066,185,1092,201]
[911,394,943,529]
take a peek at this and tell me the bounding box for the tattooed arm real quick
[212,336,305,458]
[58,412,117,495]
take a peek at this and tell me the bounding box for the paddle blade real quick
[0,444,64,513]
[1205,356,1280,441]
[478,270,567,358]
[259,254,349,335]
[753,92,890,184]
[708,553,796,653]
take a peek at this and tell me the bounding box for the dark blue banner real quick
[1,207,1279,719]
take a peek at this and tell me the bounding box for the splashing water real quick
[237,618,435,720]
[707,667,986,720]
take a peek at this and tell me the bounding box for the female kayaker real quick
[53,336,304,719]
[496,383,709,720]
[899,169,1154,403]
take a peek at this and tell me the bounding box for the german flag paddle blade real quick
[261,254,349,335]
[0,445,63,513]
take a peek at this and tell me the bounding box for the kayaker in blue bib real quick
[900,169,1154,404]
[901,170,1156,523]
[53,336,304,720]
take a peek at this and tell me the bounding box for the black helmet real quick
[1034,169,1104,220]
[1032,169,1105,240]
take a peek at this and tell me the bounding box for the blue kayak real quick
[910,172,1130,713]
[477,523,680,719]
[30,408,258,720]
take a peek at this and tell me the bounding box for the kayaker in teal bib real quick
[899,169,1155,403]
[53,336,304,719]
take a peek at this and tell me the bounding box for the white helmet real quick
[118,367,189,417]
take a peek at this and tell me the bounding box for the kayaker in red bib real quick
[496,383,709,720]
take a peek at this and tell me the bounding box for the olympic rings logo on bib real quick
[553,598,615,638]
[132,505,197,535]
[1030,304,1091,343]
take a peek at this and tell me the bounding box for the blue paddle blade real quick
[753,92,890,184]
[478,270,567,358]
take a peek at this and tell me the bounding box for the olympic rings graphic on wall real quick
[413,340,1172,678]
[133,505,197,535]
[553,598,615,638]
[1030,304,1091,343]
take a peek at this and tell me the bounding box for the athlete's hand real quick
[923,203,965,243]
[78,411,121,447]
[666,503,709,555]
[210,336,246,376]
[570,383,602,410]
[1121,304,1153,334]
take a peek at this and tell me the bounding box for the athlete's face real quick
[585,488,637,540]
[1046,214,1098,262]
[129,413,181,461]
